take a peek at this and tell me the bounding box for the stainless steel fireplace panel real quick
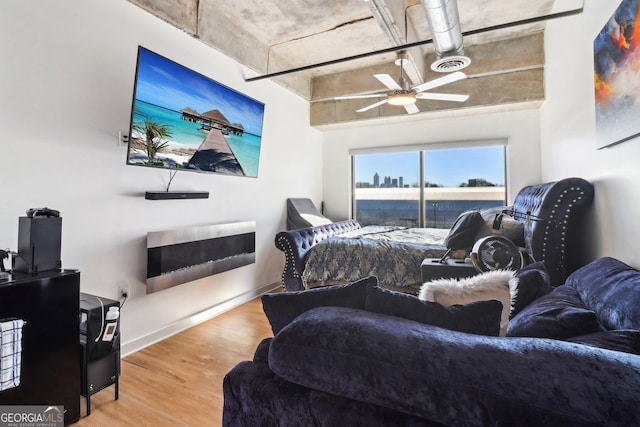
[147,221,255,248]
[146,221,256,294]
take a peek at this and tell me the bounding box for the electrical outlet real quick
[117,131,129,147]
[118,283,130,299]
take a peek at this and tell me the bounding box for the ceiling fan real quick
[334,59,469,115]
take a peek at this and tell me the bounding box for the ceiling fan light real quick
[388,93,416,106]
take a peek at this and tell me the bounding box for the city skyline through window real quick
[352,145,506,228]
[354,145,505,188]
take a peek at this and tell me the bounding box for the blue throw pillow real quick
[261,276,375,335]
[566,257,640,330]
[507,285,605,339]
[510,261,552,319]
[365,284,503,336]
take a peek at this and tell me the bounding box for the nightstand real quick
[421,258,478,282]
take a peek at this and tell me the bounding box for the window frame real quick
[350,139,508,227]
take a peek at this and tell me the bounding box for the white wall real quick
[541,0,640,265]
[0,0,322,354]
[322,108,542,220]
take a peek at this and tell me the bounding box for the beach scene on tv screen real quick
[128,47,265,177]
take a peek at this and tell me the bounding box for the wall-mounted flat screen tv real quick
[127,46,265,178]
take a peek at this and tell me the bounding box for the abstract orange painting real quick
[594,0,640,148]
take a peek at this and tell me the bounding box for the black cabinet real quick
[0,270,80,425]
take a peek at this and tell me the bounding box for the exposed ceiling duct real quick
[422,0,464,56]
[421,0,471,72]
[127,0,585,125]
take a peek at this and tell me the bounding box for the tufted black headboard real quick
[512,177,594,286]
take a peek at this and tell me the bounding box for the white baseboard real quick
[120,282,280,357]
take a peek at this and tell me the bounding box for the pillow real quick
[418,270,517,336]
[366,284,503,336]
[475,206,525,247]
[565,330,640,356]
[445,210,485,250]
[566,257,640,330]
[262,276,375,335]
[479,205,513,221]
[510,261,552,319]
[300,213,332,227]
[507,285,605,339]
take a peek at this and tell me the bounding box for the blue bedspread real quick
[302,226,449,290]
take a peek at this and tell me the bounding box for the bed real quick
[275,178,594,293]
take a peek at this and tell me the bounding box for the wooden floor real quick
[75,296,273,426]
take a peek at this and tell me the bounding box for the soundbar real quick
[145,191,209,200]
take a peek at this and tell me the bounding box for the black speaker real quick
[13,216,62,273]
[145,191,209,200]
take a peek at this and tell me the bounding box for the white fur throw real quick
[419,270,519,336]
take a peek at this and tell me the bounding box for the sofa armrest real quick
[274,220,360,291]
[269,306,640,426]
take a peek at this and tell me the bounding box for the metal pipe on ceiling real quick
[366,0,422,83]
[367,0,404,46]
[421,0,464,58]
[244,6,584,83]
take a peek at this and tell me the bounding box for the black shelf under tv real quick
[145,191,209,200]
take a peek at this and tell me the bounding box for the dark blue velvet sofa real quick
[223,257,640,426]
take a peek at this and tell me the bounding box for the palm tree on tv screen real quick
[133,119,172,165]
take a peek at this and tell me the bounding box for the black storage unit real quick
[0,270,80,425]
[13,216,62,274]
[421,258,478,281]
[79,293,120,415]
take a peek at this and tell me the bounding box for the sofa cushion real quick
[223,353,441,427]
[261,276,375,335]
[269,306,640,426]
[565,330,640,356]
[510,261,552,319]
[366,284,502,336]
[566,257,640,330]
[507,285,604,339]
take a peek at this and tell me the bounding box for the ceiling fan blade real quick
[334,93,387,100]
[374,74,402,91]
[412,71,467,93]
[403,103,420,114]
[415,92,469,102]
[356,99,389,113]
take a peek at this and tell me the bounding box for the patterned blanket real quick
[302,226,449,290]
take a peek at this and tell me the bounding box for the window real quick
[352,143,506,228]
[354,151,421,227]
